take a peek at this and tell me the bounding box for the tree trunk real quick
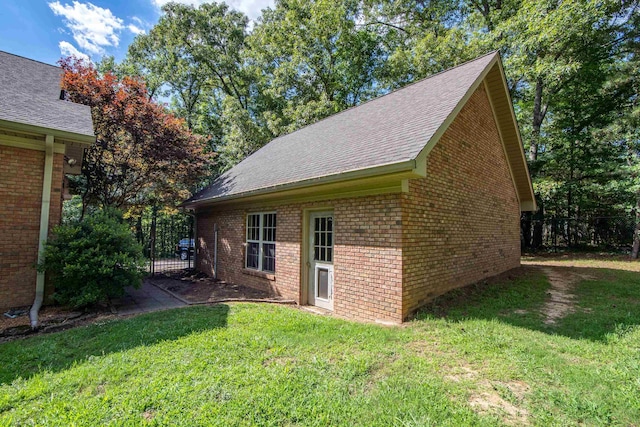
[532,199,544,249]
[567,139,576,247]
[80,185,89,221]
[632,193,640,259]
[521,212,532,250]
[530,78,545,162]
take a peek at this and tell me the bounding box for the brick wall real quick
[195,86,522,324]
[0,145,64,310]
[401,86,521,318]
[196,193,404,323]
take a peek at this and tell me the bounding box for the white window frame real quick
[245,211,276,272]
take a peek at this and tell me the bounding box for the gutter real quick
[0,119,95,144]
[30,135,55,329]
[183,159,418,208]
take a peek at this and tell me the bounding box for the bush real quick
[39,208,146,308]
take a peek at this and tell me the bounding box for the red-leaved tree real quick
[59,56,212,212]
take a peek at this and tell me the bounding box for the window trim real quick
[245,211,276,273]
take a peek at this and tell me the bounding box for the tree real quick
[249,0,385,135]
[126,2,250,130]
[126,2,254,172]
[122,0,640,252]
[59,57,212,212]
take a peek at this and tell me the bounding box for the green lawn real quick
[1,264,639,426]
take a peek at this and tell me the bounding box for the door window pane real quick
[317,268,329,299]
[313,214,333,263]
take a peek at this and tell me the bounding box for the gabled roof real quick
[186,51,536,211]
[0,51,94,140]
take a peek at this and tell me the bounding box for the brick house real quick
[0,51,94,312]
[183,52,536,323]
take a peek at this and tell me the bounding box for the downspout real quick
[30,135,55,329]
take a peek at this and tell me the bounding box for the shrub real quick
[39,208,146,308]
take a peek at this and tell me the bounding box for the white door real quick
[308,212,334,310]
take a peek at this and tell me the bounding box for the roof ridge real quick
[0,50,60,69]
[250,50,499,155]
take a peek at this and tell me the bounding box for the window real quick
[246,212,276,272]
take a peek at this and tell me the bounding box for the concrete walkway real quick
[113,280,186,316]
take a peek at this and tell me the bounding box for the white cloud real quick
[132,16,145,26]
[48,1,124,54]
[128,24,146,35]
[58,41,90,61]
[151,0,274,21]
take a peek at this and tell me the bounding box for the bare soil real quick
[148,270,278,304]
[446,365,531,426]
[539,267,595,325]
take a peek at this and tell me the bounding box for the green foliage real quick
[39,209,146,309]
[120,0,640,244]
[126,1,251,175]
[249,0,385,135]
[61,194,83,225]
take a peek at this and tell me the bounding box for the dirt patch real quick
[263,356,298,367]
[407,339,454,357]
[0,305,117,343]
[539,267,594,325]
[445,365,531,425]
[148,270,278,304]
[142,409,156,421]
[445,366,478,383]
[469,391,530,426]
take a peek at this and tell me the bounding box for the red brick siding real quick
[196,194,404,323]
[0,145,64,310]
[401,86,521,318]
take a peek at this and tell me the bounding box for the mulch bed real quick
[1,270,290,343]
[0,305,117,343]
[148,270,281,304]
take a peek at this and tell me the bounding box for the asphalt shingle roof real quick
[188,52,498,205]
[0,51,94,138]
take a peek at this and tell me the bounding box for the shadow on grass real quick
[0,304,229,385]
[414,265,640,342]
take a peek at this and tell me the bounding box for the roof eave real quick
[183,159,418,208]
[0,119,95,144]
[493,58,537,212]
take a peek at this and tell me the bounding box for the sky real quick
[0,0,275,66]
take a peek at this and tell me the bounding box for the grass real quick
[522,252,640,272]
[1,261,639,426]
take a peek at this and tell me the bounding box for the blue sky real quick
[0,0,274,66]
